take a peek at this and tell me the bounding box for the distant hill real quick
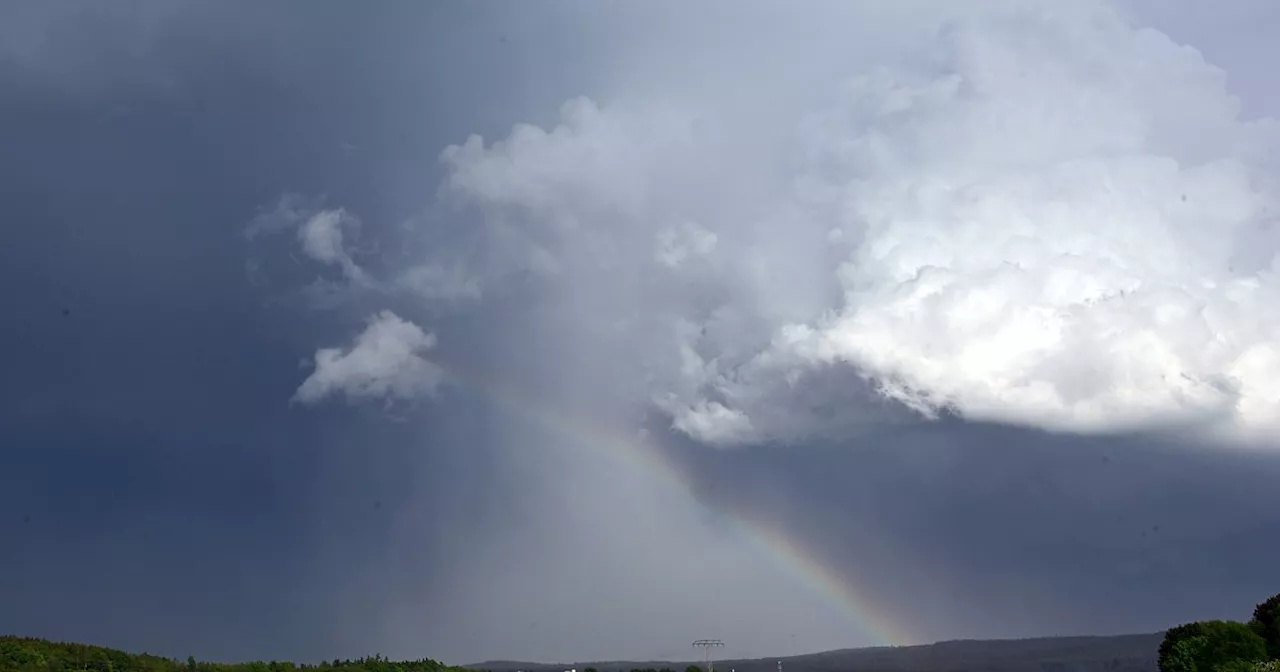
[467,633,1164,672]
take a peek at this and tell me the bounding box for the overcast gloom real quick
[2,0,1279,667]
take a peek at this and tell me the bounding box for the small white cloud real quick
[293,311,446,406]
[245,194,374,289]
[669,400,755,446]
[296,208,368,284]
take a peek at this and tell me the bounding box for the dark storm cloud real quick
[0,0,519,662]
[666,420,1280,643]
[3,0,1280,668]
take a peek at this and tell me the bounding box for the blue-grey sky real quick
[2,0,1279,667]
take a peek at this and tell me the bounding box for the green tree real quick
[685,665,703,672]
[1164,624,1211,672]
[1166,636,1211,672]
[1249,593,1280,660]
[0,635,466,672]
[1159,621,1268,672]
[1217,662,1260,672]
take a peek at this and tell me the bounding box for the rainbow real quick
[449,367,917,650]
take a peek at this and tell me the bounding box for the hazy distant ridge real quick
[467,633,1164,672]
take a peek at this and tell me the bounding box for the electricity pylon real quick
[692,640,724,672]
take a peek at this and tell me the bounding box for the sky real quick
[2,0,1280,666]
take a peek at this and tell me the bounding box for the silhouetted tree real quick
[1250,593,1280,660]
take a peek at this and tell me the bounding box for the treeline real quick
[1158,593,1280,672]
[0,636,466,672]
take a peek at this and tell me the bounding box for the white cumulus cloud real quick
[294,311,446,406]
[424,1,1280,447]
[268,0,1280,449]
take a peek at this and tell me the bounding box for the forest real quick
[0,637,465,672]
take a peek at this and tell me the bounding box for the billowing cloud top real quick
[285,1,1280,448]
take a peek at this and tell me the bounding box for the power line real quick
[692,640,724,672]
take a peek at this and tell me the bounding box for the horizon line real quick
[462,629,1168,668]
